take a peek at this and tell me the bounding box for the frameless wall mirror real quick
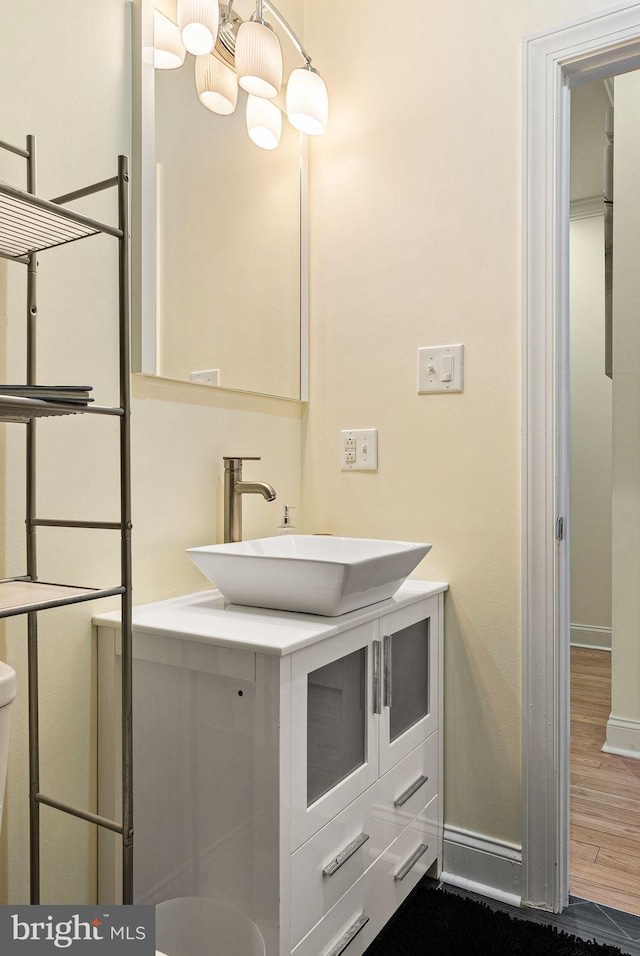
[133,0,309,401]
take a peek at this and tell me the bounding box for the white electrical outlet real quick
[417,344,464,393]
[190,368,220,386]
[340,429,378,471]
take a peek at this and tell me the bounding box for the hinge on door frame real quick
[556,516,565,542]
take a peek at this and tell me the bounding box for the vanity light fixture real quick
[286,65,328,135]
[178,0,220,55]
[196,52,238,114]
[235,1,282,99]
[263,0,328,136]
[154,0,329,148]
[246,94,281,149]
[153,10,187,69]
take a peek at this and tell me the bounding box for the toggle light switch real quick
[417,344,464,393]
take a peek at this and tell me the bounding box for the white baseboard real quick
[570,624,611,651]
[603,715,640,760]
[441,825,522,907]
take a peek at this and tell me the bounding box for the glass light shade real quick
[195,54,238,115]
[286,67,329,135]
[246,95,282,150]
[235,20,283,99]
[178,0,219,55]
[154,10,187,69]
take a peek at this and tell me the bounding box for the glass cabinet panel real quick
[388,620,430,742]
[307,647,366,806]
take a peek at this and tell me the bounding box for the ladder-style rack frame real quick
[0,134,133,904]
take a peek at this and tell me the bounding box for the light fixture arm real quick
[262,0,312,66]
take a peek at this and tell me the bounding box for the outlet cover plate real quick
[190,368,220,386]
[341,429,378,471]
[417,344,464,393]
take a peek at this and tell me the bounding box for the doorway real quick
[569,70,640,917]
[523,2,640,915]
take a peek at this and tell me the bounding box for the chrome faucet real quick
[223,456,277,543]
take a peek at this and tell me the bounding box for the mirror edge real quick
[300,133,309,403]
[132,0,157,376]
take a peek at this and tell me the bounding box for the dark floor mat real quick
[364,884,625,955]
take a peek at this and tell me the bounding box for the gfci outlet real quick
[341,429,378,471]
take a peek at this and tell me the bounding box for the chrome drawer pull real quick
[393,774,429,807]
[323,832,370,877]
[383,634,392,707]
[372,640,382,714]
[394,842,429,881]
[325,914,370,956]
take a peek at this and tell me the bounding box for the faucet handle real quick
[223,456,261,471]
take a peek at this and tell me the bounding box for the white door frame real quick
[522,1,640,914]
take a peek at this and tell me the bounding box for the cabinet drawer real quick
[291,796,439,956]
[290,783,404,946]
[376,731,438,830]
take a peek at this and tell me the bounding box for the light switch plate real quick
[341,429,378,471]
[417,344,464,393]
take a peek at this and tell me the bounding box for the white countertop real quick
[93,580,448,656]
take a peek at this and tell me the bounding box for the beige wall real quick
[610,70,640,741]
[570,216,612,635]
[300,0,622,845]
[0,0,301,904]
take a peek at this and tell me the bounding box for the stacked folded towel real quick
[0,385,93,405]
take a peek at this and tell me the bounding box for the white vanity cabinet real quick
[96,580,446,956]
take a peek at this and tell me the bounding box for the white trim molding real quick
[570,196,604,220]
[570,623,612,650]
[441,825,522,908]
[523,1,640,915]
[604,715,640,758]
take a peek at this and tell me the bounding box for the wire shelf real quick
[0,192,97,257]
[0,394,82,421]
[0,394,124,421]
[0,181,121,259]
[0,580,126,619]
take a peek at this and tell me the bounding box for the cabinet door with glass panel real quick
[290,621,379,850]
[377,597,440,776]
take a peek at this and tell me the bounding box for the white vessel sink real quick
[186,535,432,616]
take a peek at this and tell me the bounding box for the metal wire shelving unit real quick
[0,134,133,904]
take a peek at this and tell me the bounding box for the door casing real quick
[522,0,640,913]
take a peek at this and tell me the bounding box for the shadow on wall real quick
[443,592,521,837]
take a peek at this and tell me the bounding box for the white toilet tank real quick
[0,661,17,833]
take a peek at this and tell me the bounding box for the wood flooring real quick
[570,646,640,916]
